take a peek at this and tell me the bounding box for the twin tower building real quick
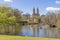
[32,8,40,17]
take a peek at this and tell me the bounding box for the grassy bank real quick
[0,35,60,40]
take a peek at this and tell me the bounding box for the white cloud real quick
[4,0,13,2]
[56,0,60,4]
[46,7,60,11]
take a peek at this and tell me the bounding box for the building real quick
[32,8,40,23]
[32,8,40,17]
[23,13,31,21]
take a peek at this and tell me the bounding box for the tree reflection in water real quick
[17,24,60,38]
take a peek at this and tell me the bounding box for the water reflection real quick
[17,24,60,38]
[32,24,40,37]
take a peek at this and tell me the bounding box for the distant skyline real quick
[0,0,60,15]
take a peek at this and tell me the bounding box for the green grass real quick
[0,35,60,40]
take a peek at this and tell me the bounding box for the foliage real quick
[56,19,60,28]
[8,16,16,24]
[0,5,22,24]
[0,13,8,24]
[0,5,22,34]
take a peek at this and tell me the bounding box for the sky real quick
[0,0,60,15]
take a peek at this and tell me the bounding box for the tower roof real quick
[32,8,40,16]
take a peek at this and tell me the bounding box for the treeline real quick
[40,11,60,28]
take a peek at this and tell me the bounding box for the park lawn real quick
[0,35,60,40]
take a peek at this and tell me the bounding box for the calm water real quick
[17,24,60,38]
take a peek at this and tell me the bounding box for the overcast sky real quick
[0,0,60,15]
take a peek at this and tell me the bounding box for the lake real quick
[16,24,60,38]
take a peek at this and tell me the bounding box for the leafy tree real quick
[8,16,16,24]
[0,5,22,34]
